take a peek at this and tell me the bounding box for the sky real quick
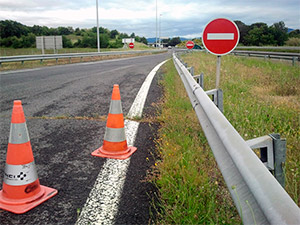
[0,0,299,38]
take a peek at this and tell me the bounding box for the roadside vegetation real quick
[152,52,299,224]
[0,41,151,56]
[0,20,148,51]
[177,21,300,48]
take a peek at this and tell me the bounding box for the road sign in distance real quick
[129,43,134,49]
[202,18,239,55]
[186,41,195,49]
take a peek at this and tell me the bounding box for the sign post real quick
[216,56,221,88]
[202,18,239,88]
[41,36,45,55]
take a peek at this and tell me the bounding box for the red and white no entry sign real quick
[202,18,239,55]
[186,41,194,49]
[129,42,134,49]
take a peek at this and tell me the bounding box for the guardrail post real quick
[40,59,43,64]
[21,60,24,66]
[205,89,223,113]
[270,133,286,187]
[187,66,194,76]
[246,135,274,170]
[56,58,58,64]
[216,89,223,113]
[193,72,204,89]
[246,133,286,188]
[199,73,204,89]
[292,57,296,66]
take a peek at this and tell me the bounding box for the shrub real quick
[285,37,300,46]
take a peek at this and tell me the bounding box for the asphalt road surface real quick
[0,52,170,224]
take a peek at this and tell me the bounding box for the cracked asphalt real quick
[0,52,170,224]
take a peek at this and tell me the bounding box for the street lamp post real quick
[96,0,100,52]
[159,14,162,48]
[155,0,158,48]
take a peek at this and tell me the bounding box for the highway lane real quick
[1,53,168,117]
[0,52,169,224]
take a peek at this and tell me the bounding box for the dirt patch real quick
[252,86,300,111]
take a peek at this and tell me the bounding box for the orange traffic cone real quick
[0,100,57,214]
[92,84,137,160]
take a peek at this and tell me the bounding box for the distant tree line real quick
[162,21,299,47]
[160,37,182,46]
[234,20,299,46]
[0,20,148,49]
[1,20,299,48]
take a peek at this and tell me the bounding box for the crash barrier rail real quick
[180,53,285,185]
[175,48,299,65]
[232,50,300,66]
[236,46,300,50]
[173,53,300,224]
[0,49,167,67]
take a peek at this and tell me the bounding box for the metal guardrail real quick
[175,48,299,65]
[0,49,167,66]
[236,46,300,50]
[173,53,300,225]
[232,50,300,65]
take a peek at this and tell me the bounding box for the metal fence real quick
[173,52,300,225]
[232,50,299,65]
[0,49,166,67]
[177,48,300,65]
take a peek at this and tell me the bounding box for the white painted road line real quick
[207,33,234,40]
[127,59,169,119]
[76,120,139,225]
[0,68,42,75]
[76,59,168,225]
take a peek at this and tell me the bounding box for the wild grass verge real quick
[152,52,299,224]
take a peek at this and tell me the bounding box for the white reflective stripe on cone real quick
[109,100,123,114]
[4,161,38,186]
[9,123,30,144]
[104,127,126,142]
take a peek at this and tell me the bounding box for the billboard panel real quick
[36,36,63,50]
[122,38,135,44]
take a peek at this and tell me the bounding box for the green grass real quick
[152,52,299,224]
